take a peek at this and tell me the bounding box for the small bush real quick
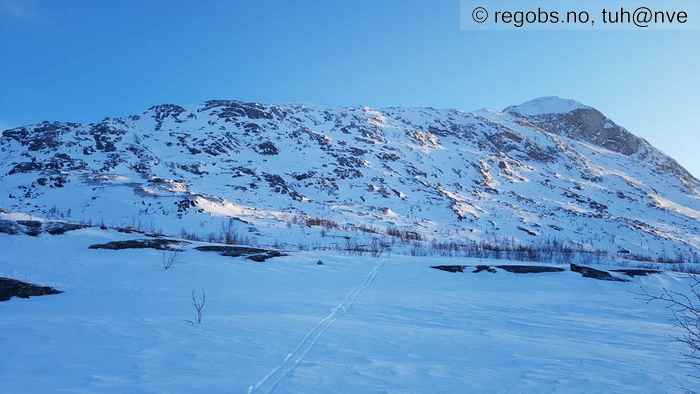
[188,289,206,325]
[180,229,202,241]
[642,276,700,382]
[305,217,340,229]
[386,227,423,242]
[162,250,179,271]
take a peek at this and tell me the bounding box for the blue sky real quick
[1,0,698,176]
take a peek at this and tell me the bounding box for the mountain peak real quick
[504,96,592,116]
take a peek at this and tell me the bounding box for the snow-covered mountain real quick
[2,96,699,258]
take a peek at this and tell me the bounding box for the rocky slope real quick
[1,96,699,258]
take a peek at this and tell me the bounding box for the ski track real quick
[247,261,384,394]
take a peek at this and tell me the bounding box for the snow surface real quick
[504,96,592,116]
[1,229,697,393]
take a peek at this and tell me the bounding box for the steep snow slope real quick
[1,97,698,257]
[0,229,696,393]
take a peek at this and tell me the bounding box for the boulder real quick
[570,264,628,282]
[497,265,565,274]
[0,277,63,302]
[431,265,466,273]
[473,265,497,273]
[89,239,187,251]
[610,268,661,277]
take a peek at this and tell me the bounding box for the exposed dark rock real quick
[255,141,279,155]
[179,163,208,175]
[376,152,400,161]
[115,227,143,234]
[149,104,186,130]
[570,264,628,282]
[336,156,366,168]
[0,277,62,302]
[0,219,86,236]
[89,123,126,153]
[497,265,565,274]
[473,265,497,273]
[589,201,608,212]
[610,268,661,277]
[44,222,88,235]
[290,171,315,181]
[436,264,563,274]
[0,219,21,235]
[196,245,269,256]
[201,100,274,120]
[247,251,285,262]
[431,265,466,273]
[488,130,523,153]
[263,173,305,201]
[89,239,187,251]
[526,144,558,162]
[16,220,42,236]
[232,166,257,177]
[247,254,268,262]
[26,123,65,151]
[8,161,42,175]
[517,226,538,236]
[509,106,644,156]
[175,198,197,214]
[195,245,286,261]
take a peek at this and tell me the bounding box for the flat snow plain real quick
[1,229,696,393]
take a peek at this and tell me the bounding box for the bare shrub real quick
[305,217,339,229]
[47,206,72,219]
[221,218,239,245]
[672,264,700,275]
[369,237,388,258]
[642,276,700,383]
[344,238,366,256]
[418,237,607,264]
[162,250,179,271]
[180,229,202,241]
[410,242,426,256]
[622,251,700,265]
[336,237,389,257]
[289,214,305,226]
[355,224,381,234]
[203,218,252,245]
[386,227,423,242]
[188,289,206,325]
[386,227,401,238]
[628,262,700,275]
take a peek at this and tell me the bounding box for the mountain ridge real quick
[1,97,698,258]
